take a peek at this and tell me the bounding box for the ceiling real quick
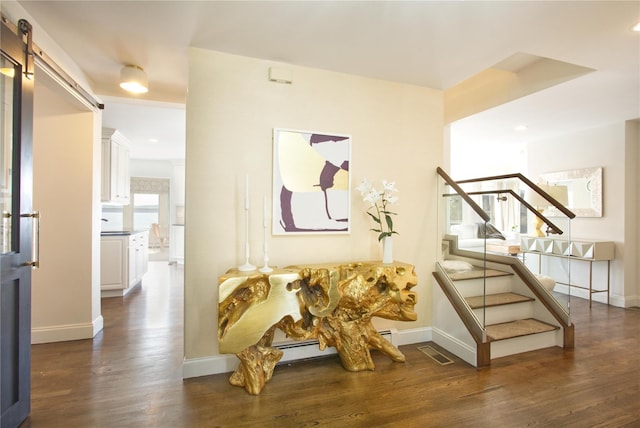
[13,1,640,160]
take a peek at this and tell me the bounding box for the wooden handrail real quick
[455,172,576,219]
[464,189,564,235]
[436,167,490,223]
[432,268,487,344]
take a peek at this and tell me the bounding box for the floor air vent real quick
[417,345,454,365]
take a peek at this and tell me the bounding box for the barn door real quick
[1,18,36,428]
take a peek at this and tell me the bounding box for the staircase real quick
[432,167,575,366]
[449,264,560,359]
[431,238,573,367]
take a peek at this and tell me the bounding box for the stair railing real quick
[436,167,489,223]
[451,170,576,316]
[456,172,576,225]
[436,167,492,329]
[435,167,575,366]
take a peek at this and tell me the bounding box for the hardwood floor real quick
[23,262,639,427]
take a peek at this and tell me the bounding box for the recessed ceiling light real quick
[148,138,159,143]
[514,124,529,131]
[633,22,640,32]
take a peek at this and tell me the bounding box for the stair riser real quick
[491,329,562,359]
[473,301,535,325]
[455,276,513,297]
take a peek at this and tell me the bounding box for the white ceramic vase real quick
[382,236,393,264]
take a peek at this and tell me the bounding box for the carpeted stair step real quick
[486,318,559,341]
[465,292,534,309]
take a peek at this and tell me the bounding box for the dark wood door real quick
[1,18,35,428]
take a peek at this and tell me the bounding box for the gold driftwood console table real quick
[218,261,418,394]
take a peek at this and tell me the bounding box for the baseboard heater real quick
[274,330,393,364]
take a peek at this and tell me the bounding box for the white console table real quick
[520,236,614,307]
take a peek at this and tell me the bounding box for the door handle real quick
[20,211,40,269]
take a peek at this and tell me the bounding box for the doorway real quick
[131,177,170,261]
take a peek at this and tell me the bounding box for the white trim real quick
[93,315,104,337]
[555,284,631,308]
[611,294,639,308]
[31,320,98,344]
[183,354,239,379]
[182,326,433,379]
[390,326,432,346]
[431,327,477,367]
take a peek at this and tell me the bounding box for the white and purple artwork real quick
[273,128,351,234]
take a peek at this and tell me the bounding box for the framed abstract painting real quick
[272,128,351,235]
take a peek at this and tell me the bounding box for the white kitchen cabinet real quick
[100,230,149,297]
[128,231,149,288]
[169,224,184,264]
[101,128,130,204]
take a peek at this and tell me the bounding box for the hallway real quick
[24,262,640,427]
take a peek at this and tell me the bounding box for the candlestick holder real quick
[258,226,273,273]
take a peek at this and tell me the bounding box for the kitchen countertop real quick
[100,230,148,237]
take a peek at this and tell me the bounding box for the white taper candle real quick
[263,195,268,227]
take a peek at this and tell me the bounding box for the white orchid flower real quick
[382,180,398,192]
[356,178,400,240]
[364,189,381,206]
[355,179,373,196]
[385,195,399,205]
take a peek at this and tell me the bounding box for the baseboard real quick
[554,284,634,308]
[182,326,433,379]
[182,354,239,379]
[101,282,141,298]
[93,315,104,336]
[610,294,640,308]
[31,320,98,344]
[431,327,477,367]
[391,326,432,346]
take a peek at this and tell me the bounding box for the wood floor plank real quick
[22,262,640,427]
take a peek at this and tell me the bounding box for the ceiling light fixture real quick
[514,124,529,131]
[0,67,15,78]
[119,65,148,94]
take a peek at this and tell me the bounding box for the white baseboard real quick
[31,318,100,344]
[93,315,104,336]
[391,326,432,346]
[101,282,141,298]
[431,327,477,367]
[554,284,635,308]
[182,326,433,379]
[610,294,640,308]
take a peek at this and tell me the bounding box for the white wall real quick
[450,139,528,179]
[32,74,103,343]
[184,48,444,371]
[528,122,633,306]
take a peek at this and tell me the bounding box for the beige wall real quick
[627,119,640,306]
[184,48,444,360]
[32,74,102,342]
